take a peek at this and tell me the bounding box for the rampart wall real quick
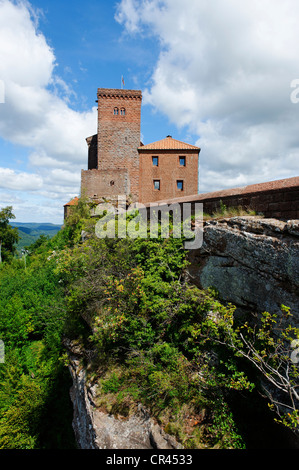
[144,176,299,220]
[81,168,129,199]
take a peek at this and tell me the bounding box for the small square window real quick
[154,180,160,190]
[179,156,186,166]
[152,156,159,166]
[177,180,184,190]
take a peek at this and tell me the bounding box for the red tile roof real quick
[138,135,200,151]
[64,196,79,207]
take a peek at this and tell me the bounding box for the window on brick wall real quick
[179,156,186,166]
[154,180,160,190]
[120,108,126,116]
[114,107,119,115]
[177,180,184,190]
[152,156,159,166]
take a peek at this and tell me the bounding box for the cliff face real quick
[67,347,183,450]
[188,217,299,324]
[67,216,299,449]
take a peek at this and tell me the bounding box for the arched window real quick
[114,107,119,115]
[120,108,126,116]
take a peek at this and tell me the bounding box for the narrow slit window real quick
[152,156,159,166]
[154,180,160,190]
[177,180,184,190]
[179,156,186,166]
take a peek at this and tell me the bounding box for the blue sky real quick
[30,1,156,115]
[0,0,299,223]
[30,0,183,142]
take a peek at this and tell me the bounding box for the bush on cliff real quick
[0,200,297,449]
[56,204,298,447]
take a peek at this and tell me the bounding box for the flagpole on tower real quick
[121,75,125,89]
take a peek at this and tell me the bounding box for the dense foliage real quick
[0,201,297,448]
[0,206,19,262]
[0,220,75,449]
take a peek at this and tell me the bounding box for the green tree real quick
[0,237,76,449]
[0,206,19,263]
[188,303,299,433]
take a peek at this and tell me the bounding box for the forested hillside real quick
[10,222,62,252]
[0,202,298,449]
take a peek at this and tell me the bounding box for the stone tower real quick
[82,88,142,202]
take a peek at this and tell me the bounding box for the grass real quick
[203,202,260,221]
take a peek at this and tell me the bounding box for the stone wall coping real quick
[97,88,142,99]
[142,176,299,207]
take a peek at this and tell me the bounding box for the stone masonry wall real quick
[138,150,199,204]
[86,134,98,170]
[81,169,129,199]
[97,89,142,201]
[144,176,299,221]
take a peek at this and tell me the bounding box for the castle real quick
[64,87,201,217]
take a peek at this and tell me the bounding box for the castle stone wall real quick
[97,89,142,201]
[81,169,129,200]
[144,176,299,220]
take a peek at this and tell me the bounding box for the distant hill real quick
[11,222,62,252]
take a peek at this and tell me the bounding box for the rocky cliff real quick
[67,344,183,450]
[188,216,299,324]
[67,216,299,449]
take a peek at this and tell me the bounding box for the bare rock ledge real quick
[68,354,183,450]
[188,216,299,324]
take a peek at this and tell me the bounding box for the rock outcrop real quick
[66,216,299,449]
[188,216,299,324]
[67,350,183,450]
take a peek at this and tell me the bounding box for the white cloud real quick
[43,168,81,186]
[116,0,299,192]
[0,0,97,221]
[0,167,42,191]
[0,0,55,87]
[0,190,23,205]
[115,0,142,34]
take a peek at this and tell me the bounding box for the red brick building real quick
[81,88,200,204]
[63,196,79,219]
[138,135,200,203]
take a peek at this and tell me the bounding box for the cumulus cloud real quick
[0,167,42,191]
[0,0,97,221]
[0,0,55,87]
[116,0,299,192]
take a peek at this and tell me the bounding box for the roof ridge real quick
[138,136,200,151]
